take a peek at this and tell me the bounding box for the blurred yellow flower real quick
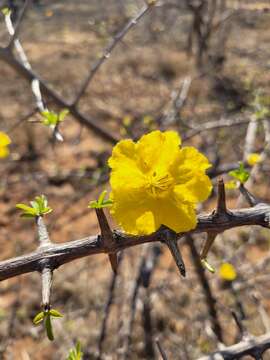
[225,180,237,190]
[219,263,237,281]
[247,153,262,166]
[0,131,11,158]
[108,130,212,235]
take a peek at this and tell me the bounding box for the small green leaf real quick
[59,109,69,122]
[228,162,250,184]
[21,213,37,218]
[16,204,38,217]
[49,309,63,318]
[33,311,45,325]
[16,195,52,218]
[98,190,107,206]
[201,258,215,273]
[41,109,68,127]
[88,190,113,209]
[67,341,83,360]
[2,7,11,16]
[45,314,54,341]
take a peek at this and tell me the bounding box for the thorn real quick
[41,266,53,309]
[216,178,227,214]
[95,208,118,273]
[108,253,118,274]
[200,232,217,259]
[163,228,186,277]
[239,183,259,206]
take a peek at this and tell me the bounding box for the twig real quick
[122,245,162,359]
[4,5,45,112]
[5,107,37,134]
[156,338,168,360]
[8,0,31,50]
[197,332,270,360]
[73,2,155,106]
[97,252,123,358]
[187,234,223,343]
[161,76,192,126]
[231,310,248,340]
[0,47,118,143]
[183,116,252,141]
[239,184,259,207]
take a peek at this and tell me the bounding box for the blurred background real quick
[1,0,270,359]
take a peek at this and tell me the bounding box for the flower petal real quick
[109,139,147,200]
[0,132,11,147]
[172,146,212,184]
[152,196,197,233]
[174,173,212,203]
[110,197,156,235]
[0,146,9,158]
[137,130,181,173]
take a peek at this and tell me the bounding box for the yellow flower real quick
[225,180,237,190]
[108,130,212,235]
[247,153,262,166]
[219,263,237,281]
[0,131,11,158]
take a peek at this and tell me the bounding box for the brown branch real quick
[73,3,155,106]
[183,116,252,141]
[7,0,31,50]
[97,252,123,358]
[197,332,270,360]
[0,47,119,144]
[156,339,168,360]
[0,202,270,282]
[187,235,223,343]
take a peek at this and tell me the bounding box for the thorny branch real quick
[0,181,270,282]
[197,332,270,360]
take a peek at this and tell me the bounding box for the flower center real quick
[147,171,174,197]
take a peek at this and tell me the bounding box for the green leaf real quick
[49,309,63,318]
[33,311,45,325]
[41,109,68,126]
[16,195,52,218]
[59,109,69,122]
[45,314,54,341]
[2,7,11,16]
[201,258,215,273]
[98,190,107,206]
[30,201,40,212]
[88,190,113,209]
[228,162,250,184]
[16,204,38,216]
[67,341,83,360]
[21,213,37,218]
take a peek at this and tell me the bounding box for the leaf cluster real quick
[229,163,250,184]
[88,190,113,209]
[33,308,63,341]
[41,109,69,127]
[67,342,83,360]
[16,195,52,218]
